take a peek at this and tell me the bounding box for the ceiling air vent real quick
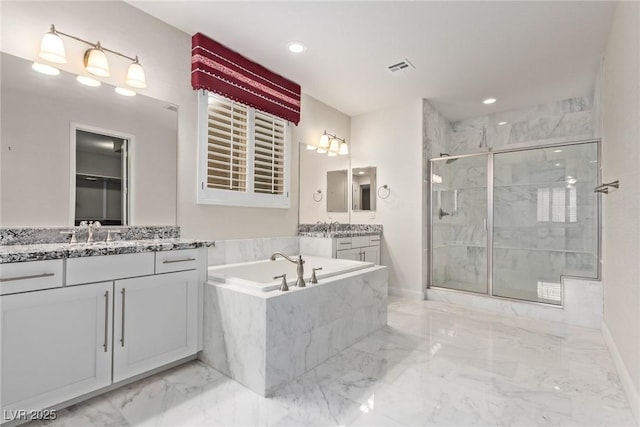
[388,59,415,73]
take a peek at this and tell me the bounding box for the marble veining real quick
[298,223,383,238]
[0,226,180,246]
[26,297,635,427]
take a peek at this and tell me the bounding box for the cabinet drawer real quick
[155,249,199,274]
[67,253,155,285]
[369,235,381,246]
[336,237,352,249]
[0,259,63,295]
[351,236,371,248]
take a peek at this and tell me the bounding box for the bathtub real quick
[208,255,374,292]
[201,255,388,396]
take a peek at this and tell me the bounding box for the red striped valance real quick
[191,33,301,125]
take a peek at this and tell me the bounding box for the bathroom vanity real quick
[298,224,382,264]
[0,227,211,424]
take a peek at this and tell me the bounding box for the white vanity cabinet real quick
[300,234,381,264]
[1,281,113,415]
[335,236,380,264]
[0,249,203,422]
[113,270,198,382]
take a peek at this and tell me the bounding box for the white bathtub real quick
[208,255,374,292]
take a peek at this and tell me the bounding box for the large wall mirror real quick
[0,52,178,227]
[298,142,350,224]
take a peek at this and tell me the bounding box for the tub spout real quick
[270,253,306,287]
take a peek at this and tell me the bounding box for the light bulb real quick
[39,25,66,64]
[84,44,110,77]
[126,57,146,88]
[319,133,330,149]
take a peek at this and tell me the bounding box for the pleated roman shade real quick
[191,32,301,125]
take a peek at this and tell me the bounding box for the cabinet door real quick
[1,282,112,414]
[363,246,380,264]
[113,270,198,382]
[336,248,362,261]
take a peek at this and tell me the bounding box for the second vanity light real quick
[33,24,146,93]
[307,130,349,156]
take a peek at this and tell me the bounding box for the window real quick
[197,92,290,208]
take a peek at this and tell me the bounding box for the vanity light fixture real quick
[35,24,146,89]
[314,130,349,156]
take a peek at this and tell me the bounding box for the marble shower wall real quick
[447,96,594,156]
[425,95,599,305]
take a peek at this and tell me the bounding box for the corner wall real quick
[350,99,423,297]
[601,1,640,421]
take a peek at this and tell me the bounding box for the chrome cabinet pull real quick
[162,258,196,264]
[103,291,109,353]
[120,288,126,347]
[0,272,54,283]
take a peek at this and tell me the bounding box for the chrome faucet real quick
[270,252,306,287]
[80,220,101,243]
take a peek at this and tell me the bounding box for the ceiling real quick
[127,1,616,121]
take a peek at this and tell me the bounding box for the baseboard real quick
[603,321,640,424]
[388,286,423,300]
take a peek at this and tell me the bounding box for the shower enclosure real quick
[429,141,599,305]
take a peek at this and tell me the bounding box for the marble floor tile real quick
[28,297,636,427]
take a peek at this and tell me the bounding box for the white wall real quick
[0,1,345,240]
[601,2,640,421]
[298,94,351,224]
[351,99,423,297]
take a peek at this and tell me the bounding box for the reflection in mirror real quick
[352,167,377,211]
[298,142,350,224]
[326,170,348,212]
[0,52,178,227]
[74,128,129,226]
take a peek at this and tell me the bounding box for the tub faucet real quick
[270,253,306,287]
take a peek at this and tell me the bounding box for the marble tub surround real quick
[202,265,388,396]
[206,236,299,267]
[0,225,180,245]
[298,223,383,238]
[28,297,635,427]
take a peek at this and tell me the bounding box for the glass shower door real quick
[492,143,599,305]
[431,155,488,294]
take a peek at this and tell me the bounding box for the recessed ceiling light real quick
[483,98,497,105]
[32,62,60,75]
[115,87,136,97]
[76,75,101,87]
[553,149,563,153]
[287,42,307,54]
[497,121,508,126]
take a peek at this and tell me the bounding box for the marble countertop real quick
[298,230,382,238]
[0,239,215,264]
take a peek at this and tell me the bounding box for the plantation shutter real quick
[253,111,286,195]
[205,96,248,191]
